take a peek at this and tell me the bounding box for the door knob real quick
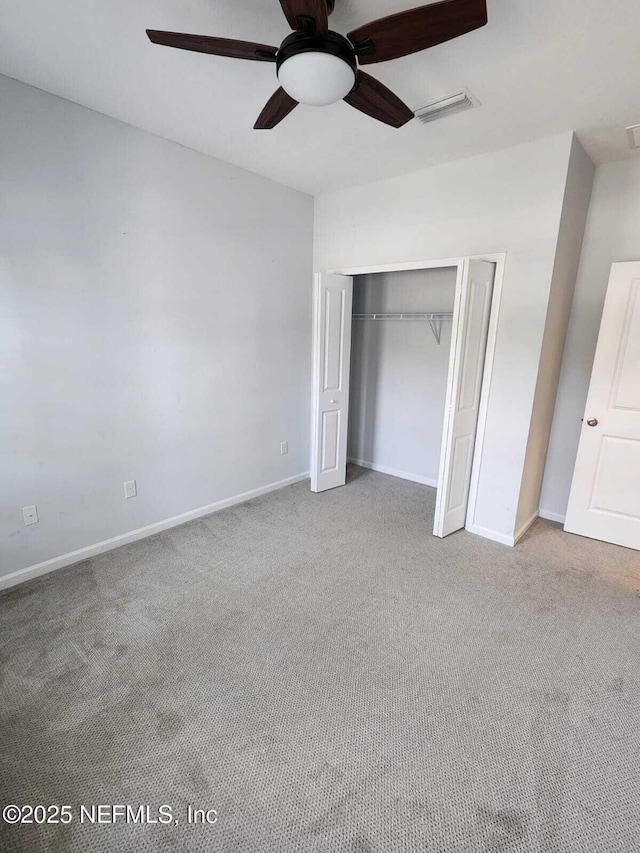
[586,417,598,427]
[330,399,337,404]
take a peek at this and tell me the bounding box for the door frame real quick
[313,252,507,534]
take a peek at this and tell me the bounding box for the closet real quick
[310,258,496,538]
[348,267,456,487]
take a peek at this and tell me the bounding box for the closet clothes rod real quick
[352,312,453,345]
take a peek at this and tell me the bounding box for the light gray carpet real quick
[1,466,640,852]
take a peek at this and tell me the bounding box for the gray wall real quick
[516,137,594,532]
[540,157,640,519]
[348,268,456,483]
[0,75,314,578]
[314,133,574,541]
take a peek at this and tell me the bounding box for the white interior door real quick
[434,259,495,537]
[310,273,353,492]
[564,262,640,550]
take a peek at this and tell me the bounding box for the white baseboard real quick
[539,508,566,524]
[513,511,539,545]
[0,472,309,592]
[348,457,438,488]
[465,523,516,547]
[466,511,539,548]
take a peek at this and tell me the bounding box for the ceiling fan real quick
[146,0,487,130]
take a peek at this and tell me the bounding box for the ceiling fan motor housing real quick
[276,30,357,106]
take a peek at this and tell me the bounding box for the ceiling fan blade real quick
[254,88,299,129]
[278,0,329,34]
[344,71,414,128]
[146,30,278,62]
[348,0,487,65]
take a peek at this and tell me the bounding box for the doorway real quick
[310,255,505,539]
[348,266,455,489]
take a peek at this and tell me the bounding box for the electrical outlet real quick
[22,505,39,526]
[280,441,289,456]
[124,480,137,499]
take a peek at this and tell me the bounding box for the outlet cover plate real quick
[22,505,39,526]
[626,124,640,149]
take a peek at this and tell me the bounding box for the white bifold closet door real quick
[310,273,353,492]
[433,259,495,537]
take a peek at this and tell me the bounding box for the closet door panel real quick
[446,433,474,514]
[311,273,353,492]
[434,259,495,537]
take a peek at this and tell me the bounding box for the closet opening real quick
[310,256,502,539]
[348,267,456,491]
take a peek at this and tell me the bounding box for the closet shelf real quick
[352,312,453,345]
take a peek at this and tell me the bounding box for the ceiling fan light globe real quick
[277,52,355,106]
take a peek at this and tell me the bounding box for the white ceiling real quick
[1,0,640,194]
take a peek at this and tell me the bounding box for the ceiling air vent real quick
[626,124,640,149]
[414,88,479,125]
